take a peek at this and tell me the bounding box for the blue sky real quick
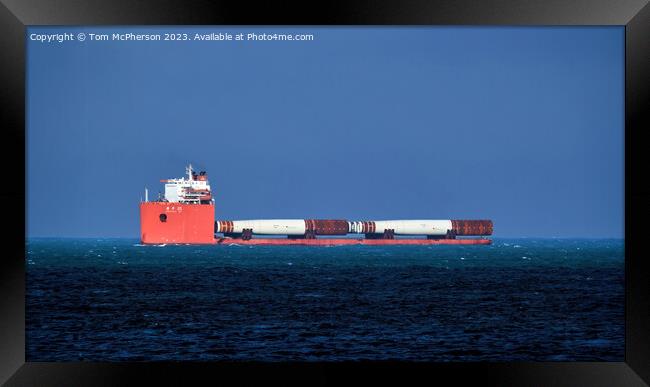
[26,26,624,238]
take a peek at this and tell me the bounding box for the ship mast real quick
[186,164,194,181]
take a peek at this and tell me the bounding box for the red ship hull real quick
[215,238,491,246]
[140,202,216,244]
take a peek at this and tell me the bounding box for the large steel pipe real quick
[349,219,493,236]
[350,220,452,235]
[216,219,350,235]
[216,219,306,235]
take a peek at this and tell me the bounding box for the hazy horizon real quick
[26,236,624,240]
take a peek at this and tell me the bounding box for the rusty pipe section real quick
[450,220,493,236]
[305,219,349,235]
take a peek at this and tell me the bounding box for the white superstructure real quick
[162,164,213,204]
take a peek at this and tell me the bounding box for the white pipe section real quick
[229,219,307,235]
[369,220,452,235]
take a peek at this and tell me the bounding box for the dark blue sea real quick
[26,238,624,361]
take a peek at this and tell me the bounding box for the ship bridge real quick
[160,164,213,204]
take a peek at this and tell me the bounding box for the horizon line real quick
[25,235,626,240]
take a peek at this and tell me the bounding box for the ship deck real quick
[214,238,491,246]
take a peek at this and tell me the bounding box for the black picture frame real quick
[2,0,648,385]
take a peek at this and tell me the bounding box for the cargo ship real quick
[140,165,493,246]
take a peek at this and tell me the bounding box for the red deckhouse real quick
[140,165,216,244]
